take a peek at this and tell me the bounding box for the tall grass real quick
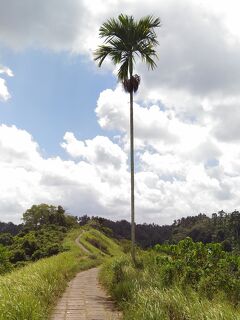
[79,227,122,257]
[100,255,240,320]
[0,228,100,320]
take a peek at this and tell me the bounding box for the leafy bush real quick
[0,233,13,246]
[154,238,240,304]
[0,245,12,274]
[10,248,26,263]
[46,243,61,256]
[7,225,67,265]
[100,239,240,319]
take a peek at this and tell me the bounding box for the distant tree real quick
[229,210,240,242]
[22,204,77,229]
[78,215,90,226]
[0,221,22,235]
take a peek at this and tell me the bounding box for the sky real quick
[1,0,240,224]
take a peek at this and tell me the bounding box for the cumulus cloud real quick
[0,66,13,77]
[1,101,240,224]
[96,86,180,151]
[1,0,240,115]
[209,99,240,142]
[94,84,240,223]
[0,125,131,223]
[0,65,13,101]
[96,86,222,160]
[138,1,240,97]
[0,78,10,101]
[1,1,240,224]
[61,132,127,170]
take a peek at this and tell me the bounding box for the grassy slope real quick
[0,227,121,320]
[100,252,240,320]
[78,227,122,257]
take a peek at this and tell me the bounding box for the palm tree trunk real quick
[130,88,136,263]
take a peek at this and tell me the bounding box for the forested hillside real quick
[1,206,240,275]
[0,204,239,319]
[0,204,78,274]
[79,210,240,251]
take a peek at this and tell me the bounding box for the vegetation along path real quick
[51,235,122,320]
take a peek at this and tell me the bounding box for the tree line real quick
[0,204,78,274]
[0,205,239,275]
[79,210,240,252]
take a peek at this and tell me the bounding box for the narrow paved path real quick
[75,233,91,254]
[51,235,122,320]
[51,268,121,320]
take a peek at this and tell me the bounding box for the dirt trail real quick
[51,235,122,320]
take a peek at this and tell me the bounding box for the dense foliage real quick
[8,225,67,266]
[79,210,240,251]
[154,238,240,303]
[100,238,240,319]
[0,204,78,273]
[22,204,77,229]
[0,221,22,235]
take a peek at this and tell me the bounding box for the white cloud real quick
[61,132,127,170]
[0,78,10,101]
[1,1,240,115]
[0,125,131,223]
[1,1,240,224]
[96,87,217,158]
[2,96,240,224]
[96,86,180,151]
[0,65,13,101]
[0,66,13,77]
[94,84,240,223]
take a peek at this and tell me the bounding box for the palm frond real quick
[94,45,113,66]
[117,58,129,81]
[95,14,161,83]
[135,43,159,69]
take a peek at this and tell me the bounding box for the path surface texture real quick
[51,234,122,320]
[51,267,121,320]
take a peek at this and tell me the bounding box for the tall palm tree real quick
[94,14,160,262]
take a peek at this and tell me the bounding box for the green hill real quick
[0,225,122,320]
[1,203,240,320]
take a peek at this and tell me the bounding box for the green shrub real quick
[0,233,13,246]
[0,245,12,274]
[10,248,26,263]
[46,243,61,256]
[100,239,240,319]
[153,238,240,303]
